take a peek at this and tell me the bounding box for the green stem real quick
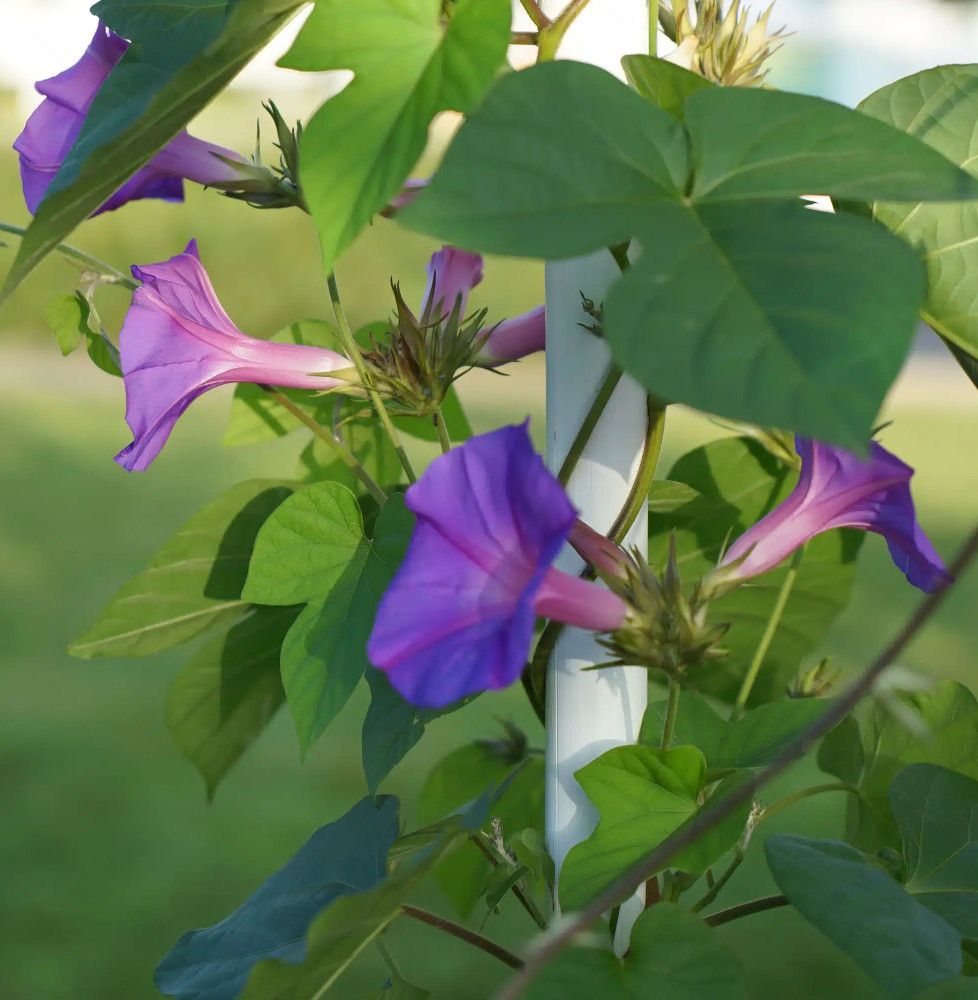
[434,409,452,454]
[557,365,622,487]
[0,222,137,289]
[262,387,386,504]
[758,782,863,826]
[660,677,681,750]
[401,905,523,970]
[471,834,549,931]
[703,894,788,928]
[649,0,658,55]
[326,271,417,483]
[734,545,805,713]
[519,0,550,28]
[691,847,743,912]
[375,936,403,979]
[537,0,594,61]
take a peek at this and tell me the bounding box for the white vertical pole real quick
[539,0,650,938]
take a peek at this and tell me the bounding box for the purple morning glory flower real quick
[367,423,628,707]
[421,246,545,363]
[115,241,351,472]
[720,437,952,593]
[14,22,251,216]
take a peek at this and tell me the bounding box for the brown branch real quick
[512,30,539,45]
[518,0,550,29]
[401,905,524,970]
[494,522,978,999]
[704,895,789,927]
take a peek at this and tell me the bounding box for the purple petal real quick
[368,423,576,707]
[422,246,483,319]
[722,437,951,592]
[116,243,350,471]
[481,305,546,364]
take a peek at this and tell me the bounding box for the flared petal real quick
[116,242,350,471]
[369,423,585,707]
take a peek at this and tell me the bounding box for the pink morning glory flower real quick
[720,437,951,593]
[422,246,546,364]
[367,423,628,707]
[14,22,252,216]
[115,241,351,472]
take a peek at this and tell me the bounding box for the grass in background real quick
[2,96,978,999]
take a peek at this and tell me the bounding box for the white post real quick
[538,0,651,938]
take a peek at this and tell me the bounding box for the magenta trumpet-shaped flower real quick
[115,241,351,472]
[422,246,546,364]
[719,437,951,593]
[14,22,251,216]
[367,423,628,707]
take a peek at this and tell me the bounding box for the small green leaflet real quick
[165,605,301,797]
[525,903,747,1000]
[402,61,978,448]
[856,65,978,365]
[279,0,512,273]
[766,834,963,999]
[71,479,293,658]
[622,54,714,120]
[2,0,305,301]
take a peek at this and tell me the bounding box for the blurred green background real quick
[3,58,978,1000]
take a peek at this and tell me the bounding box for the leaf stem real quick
[326,271,417,483]
[691,846,743,912]
[493,521,978,999]
[734,545,805,714]
[757,781,863,826]
[375,936,403,979]
[434,409,452,454]
[519,0,551,29]
[703,894,789,927]
[649,0,658,55]
[0,221,137,289]
[537,0,594,61]
[511,30,540,44]
[260,386,386,504]
[660,677,681,749]
[401,905,524,970]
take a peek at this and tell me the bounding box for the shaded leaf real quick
[525,903,746,1000]
[165,605,300,796]
[279,0,511,272]
[766,834,962,998]
[71,479,293,658]
[622,53,715,120]
[155,795,399,1000]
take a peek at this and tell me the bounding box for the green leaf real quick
[766,834,962,998]
[242,481,366,606]
[2,0,304,301]
[649,437,862,704]
[165,605,300,797]
[45,293,86,355]
[280,495,414,756]
[237,807,479,999]
[683,85,978,203]
[640,690,828,770]
[856,66,978,361]
[366,976,431,999]
[299,410,403,495]
[155,795,400,1000]
[560,745,715,910]
[71,479,293,658]
[817,714,865,785]
[622,54,715,120]
[403,61,969,448]
[525,903,747,1000]
[892,763,978,938]
[822,681,978,851]
[224,320,342,447]
[418,745,544,917]
[390,385,473,444]
[279,0,511,272]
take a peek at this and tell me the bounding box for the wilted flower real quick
[14,22,258,216]
[367,423,629,707]
[115,241,352,471]
[713,437,951,594]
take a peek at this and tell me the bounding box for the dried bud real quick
[788,657,839,698]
